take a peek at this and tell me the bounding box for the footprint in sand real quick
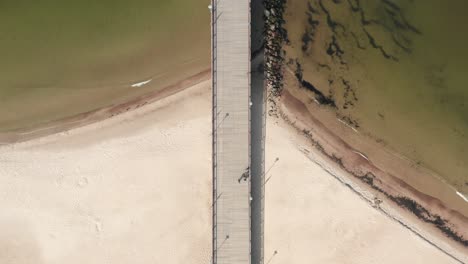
[94,219,103,234]
[77,177,89,188]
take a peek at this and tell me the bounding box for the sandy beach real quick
[0,79,465,263]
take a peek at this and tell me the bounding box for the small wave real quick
[337,118,359,133]
[456,191,468,203]
[352,150,369,161]
[131,79,152,88]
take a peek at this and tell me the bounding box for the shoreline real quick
[264,0,467,255]
[0,79,213,263]
[0,69,210,145]
[274,88,468,260]
[0,78,458,263]
[0,71,465,260]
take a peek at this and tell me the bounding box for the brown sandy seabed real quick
[274,71,468,256]
[1,68,467,259]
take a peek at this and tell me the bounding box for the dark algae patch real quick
[294,60,337,107]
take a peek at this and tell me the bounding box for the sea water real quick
[285,0,468,193]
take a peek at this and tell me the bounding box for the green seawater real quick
[0,0,210,131]
[286,0,468,192]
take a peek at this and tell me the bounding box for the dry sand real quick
[0,80,464,263]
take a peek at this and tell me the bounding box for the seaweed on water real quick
[302,2,321,53]
[294,60,337,107]
[345,0,421,60]
[341,78,358,109]
[355,171,468,247]
[318,0,346,34]
[318,63,331,70]
[326,35,344,56]
[302,79,337,107]
[326,35,348,68]
[363,28,398,61]
[360,172,375,185]
[392,34,412,54]
[307,1,320,15]
[382,0,400,12]
[350,32,366,50]
[347,0,361,12]
[336,113,360,128]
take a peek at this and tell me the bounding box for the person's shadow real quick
[0,218,45,264]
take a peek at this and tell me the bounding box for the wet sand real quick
[0,79,465,263]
